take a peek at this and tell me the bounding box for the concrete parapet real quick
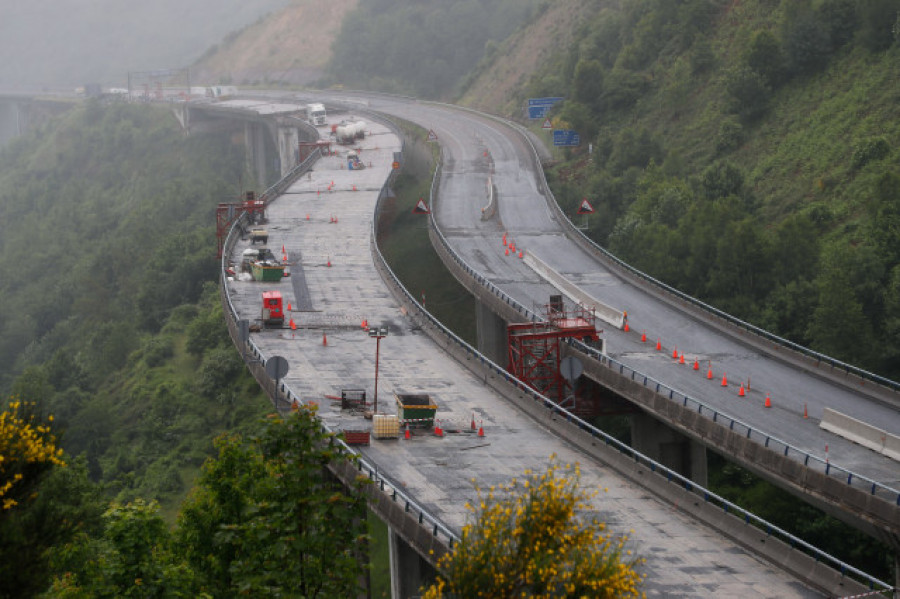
[522,251,625,329]
[821,407,900,461]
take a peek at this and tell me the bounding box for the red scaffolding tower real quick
[216,191,267,258]
[507,297,600,404]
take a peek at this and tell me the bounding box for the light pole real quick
[368,326,389,414]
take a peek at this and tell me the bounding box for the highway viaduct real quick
[208,94,889,596]
[1,90,896,596]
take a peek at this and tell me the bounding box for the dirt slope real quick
[192,0,357,86]
[458,0,599,115]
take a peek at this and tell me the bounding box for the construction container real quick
[342,429,370,446]
[341,389,367,411]
[395,393,437,428]
[261,291,284,325]
[251,261,285,282]
[372,414,400,439]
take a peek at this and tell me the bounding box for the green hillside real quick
[466,0,900,379]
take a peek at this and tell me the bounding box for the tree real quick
[422,460,643,598]
[0,399,65,511]
[174,407,369,597]
[46,499,198,598]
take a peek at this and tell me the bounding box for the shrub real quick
[850,137,891,169]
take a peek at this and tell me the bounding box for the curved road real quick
[334,94,900,496]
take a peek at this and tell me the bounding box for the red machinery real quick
[261,291,284,326]
[507,296,600,404]
[216,191,267,258]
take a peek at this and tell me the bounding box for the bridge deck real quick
[225,113,823,597]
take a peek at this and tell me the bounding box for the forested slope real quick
[0,102,268,506]
[464,0,900,379]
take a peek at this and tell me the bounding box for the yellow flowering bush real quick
[423,459,644,598]
[0,399,65,510]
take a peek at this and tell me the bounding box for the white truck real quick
[306,103,327,126]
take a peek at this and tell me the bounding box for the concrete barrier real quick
[820,408,900,462]
[480,175,496,221]
[522,252,625,328]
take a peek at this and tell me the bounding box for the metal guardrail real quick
[419,149,891,593]
[219,127,460,551]
[415,105,900,506]
[217,104,890,592]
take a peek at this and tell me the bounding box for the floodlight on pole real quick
[368,326,389,413]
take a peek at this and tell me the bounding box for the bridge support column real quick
[476,300,508,367]
[244,122,268,189]
[388,527,435,599]
[631,411,707,486]
[277,124,300,177]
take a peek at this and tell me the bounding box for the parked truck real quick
[307,103,327,126]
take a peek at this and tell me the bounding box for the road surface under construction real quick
[224,109,833,597]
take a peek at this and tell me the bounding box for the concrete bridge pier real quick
[276,119,300,177]
[245,121,269,189]
[388,527,437,599]
[475,300,508,366]
[631,411,708,486]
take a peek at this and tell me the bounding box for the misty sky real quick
[0,0,289,89]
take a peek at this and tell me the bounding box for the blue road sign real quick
[553,130,581,147]
[527,97,563,119]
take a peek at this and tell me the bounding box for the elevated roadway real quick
[276,93,900,549]
[219,101,882,596]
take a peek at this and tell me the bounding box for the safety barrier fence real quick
[419,148,891,593]
[441,101,900,397]
[218,105,890,592]
[417,105,900,507]
[219,123,461,553]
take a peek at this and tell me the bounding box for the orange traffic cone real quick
[327,256,331,267]
[290,318,296,331]
[672,347,678,359]
[471,413,476,430]
[764,393,771,408]
[641,331,647,342]
[361,319,368,329]
[502,233,507,246]
[352,184,357,191]
[478,423,485,437]
[434,423,443,437]
[693,359,699,371]
[307,213,310,220]
[404,426,410,440]
[707,366,713,380]
[518,251,524,259]
[505,247,509,256]
[283,254,288,263]
[287,302,292,311]
[322,333,327,346]
[624,322,630,332]
[721,373,728,387]
[804,403,808,419]
[656,338,662,351]
[679,353,686,365]
[281,244,286,254]
[738,384,746,397]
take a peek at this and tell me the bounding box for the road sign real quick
[527,97,563,119]
[265,356,289,379]
[392,161,400,169]
[426,129,438,142]
[577,198,595,214]
[553,130,580,147]
[412,198,430,214]
[542,117,553,130]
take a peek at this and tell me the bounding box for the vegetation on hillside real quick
[0,102,271,514]
[324,0,546,98]
[496,0,900,379]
